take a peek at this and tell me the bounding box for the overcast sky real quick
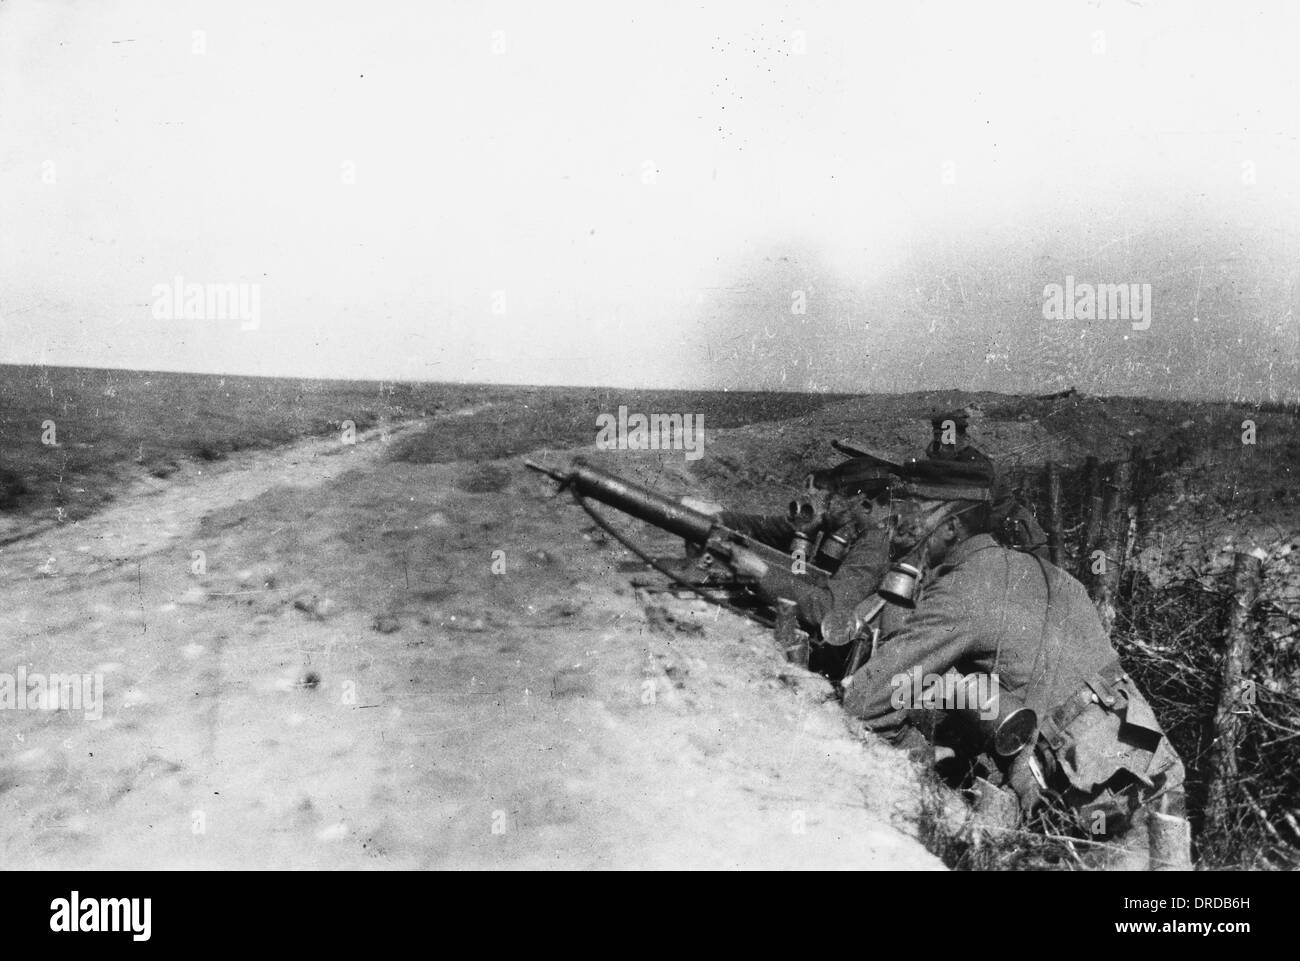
[2,0,1298,401]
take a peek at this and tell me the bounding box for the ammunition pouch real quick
[1032,660,1182,800]
[1038,659,1128,753]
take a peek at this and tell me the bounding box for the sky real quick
[2,0,1298,401]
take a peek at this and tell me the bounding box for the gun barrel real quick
[523,459,570,483]
[559,458,718,543]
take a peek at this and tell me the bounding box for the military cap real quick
[891,457,994,502]
[807,457,894,497]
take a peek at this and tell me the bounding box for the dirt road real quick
[0,416,939,869]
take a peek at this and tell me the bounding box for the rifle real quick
[525,457,833,627]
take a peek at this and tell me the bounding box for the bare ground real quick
[0,413,938,870]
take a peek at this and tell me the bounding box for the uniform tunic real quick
[718,511,891,628]
[841,533,1183,801]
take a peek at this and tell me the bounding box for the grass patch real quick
[0,365,481,522]
[387,385,858,465]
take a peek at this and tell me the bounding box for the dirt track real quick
[0,415,939,869]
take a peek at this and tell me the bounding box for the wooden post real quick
[1124,446,1147,572]
[775,598,809,668]
[1094,461,1133,634]
[1204,551,1264,846]
[1149,806,1193,870]
[1045,460,1064,568]
[1113,460,1135,576]
[1077,455,1102,584]
[1083,454,1101,504]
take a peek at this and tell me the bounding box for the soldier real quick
[841,458,1190,869]
[924,408,1051,561]
[682,465,894,634]
[925,409,985,463]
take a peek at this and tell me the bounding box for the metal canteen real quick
[991,707,1040,758]
[878,562,922,608]
[953,674,1040,758]
[812,528,852,571]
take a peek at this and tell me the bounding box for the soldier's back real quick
[946,536,1116,718]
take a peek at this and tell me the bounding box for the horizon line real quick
[0,360,1292,409]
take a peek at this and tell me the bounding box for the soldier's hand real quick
[727,545,770,579]
[823,494,874,537]
[786,499,821,534]
[678,497,721,561]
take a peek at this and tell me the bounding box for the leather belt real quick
[1038,659,1129,752]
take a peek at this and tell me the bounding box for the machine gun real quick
[525,457,833,630]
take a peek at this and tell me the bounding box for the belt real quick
[1038,659,1129,752]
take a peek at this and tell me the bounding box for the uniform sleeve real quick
[840,567,986,736]
[751,524,890,629]
[804,525,890,624]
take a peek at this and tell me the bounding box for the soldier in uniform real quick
[681,465,894,633]
[925,409,985,463]
[925,408,1051,561]
[841,458,1190,869]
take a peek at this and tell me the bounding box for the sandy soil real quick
[0,415,939,870]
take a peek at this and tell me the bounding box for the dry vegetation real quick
[0,366,437,525]
[917,398,1300,869]
[0,366,854,528]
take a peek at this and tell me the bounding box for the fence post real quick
[1045,460,1064,567]
[1077,455,1102,584]
[1094,460,1133,634]
[1204,551,1265,847]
